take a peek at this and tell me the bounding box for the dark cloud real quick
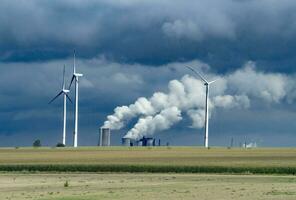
[1,0,296,72]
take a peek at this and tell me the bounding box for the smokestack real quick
[99,128,111,146]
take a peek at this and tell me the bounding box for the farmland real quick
[1,147,296,200]
[0,147,296,174]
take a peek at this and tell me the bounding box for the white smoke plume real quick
[126,107,182,139]
[103,62,294,140]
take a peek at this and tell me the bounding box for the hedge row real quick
[0,164,295,175]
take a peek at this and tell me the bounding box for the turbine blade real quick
[69,75,75,89]
[62,65,65,90]
[208,78,219,84]
[73,50,76,74]
[48,91,63,104]
[186,66,208,83]
[65,93,73,103]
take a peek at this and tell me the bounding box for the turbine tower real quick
[69,51,83,148]
[186,66,217,148]
[49,65,72,146]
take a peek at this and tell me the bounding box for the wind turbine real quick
[186,66,217,148]
[69,51,83,148]
[49,65,72,146]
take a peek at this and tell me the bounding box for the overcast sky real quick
[1,0,296,147]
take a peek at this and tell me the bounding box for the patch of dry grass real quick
[1,173,296,200]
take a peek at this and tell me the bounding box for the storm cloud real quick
[1,0,296,72]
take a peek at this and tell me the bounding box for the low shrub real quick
[64,180,69,187]
[56,143,65,147]
[0,164,295,175]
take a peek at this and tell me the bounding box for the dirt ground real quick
[0,173,296,200]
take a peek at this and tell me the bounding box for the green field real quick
[1,173,296,200]
[0,147,296,174]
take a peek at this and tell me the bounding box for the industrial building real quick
[138,137,155,146]
[122,137,132,146]
[122,136,158,147]
[99,127,111,146]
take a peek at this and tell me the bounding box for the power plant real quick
[121,136,158,147]
[99,128,111,146]
[97,129,162,147]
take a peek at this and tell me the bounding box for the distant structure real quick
[186,66,218,148]
[138,137,155,146]
[69,51,83,148]
[99,128,111,146]
[48,65,71,146]
[121,136,157,147]
[122,137,131,146]
[138,140,143,146]
[244,142,257,149]
[230,137,234,148]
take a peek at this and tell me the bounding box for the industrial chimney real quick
[99,127,111,146]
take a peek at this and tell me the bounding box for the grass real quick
[0,147,296,174]
[1,173,296,200]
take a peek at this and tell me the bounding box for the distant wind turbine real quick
[49,65,72,146]
[69,51,83,148]
[186,66,218,148]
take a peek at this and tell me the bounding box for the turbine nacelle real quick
[74,73,83,77]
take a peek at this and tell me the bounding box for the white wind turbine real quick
[49,65,72,146]
[69,51,83,148]
[186,66,217,148]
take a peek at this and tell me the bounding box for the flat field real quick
[1,173,296,200]
[1,147,296,200]
[0,147,296,167]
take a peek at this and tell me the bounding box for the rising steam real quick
[103,62,292,140]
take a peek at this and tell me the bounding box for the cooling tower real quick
[99,127,111,146]
[122,137,131,146]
